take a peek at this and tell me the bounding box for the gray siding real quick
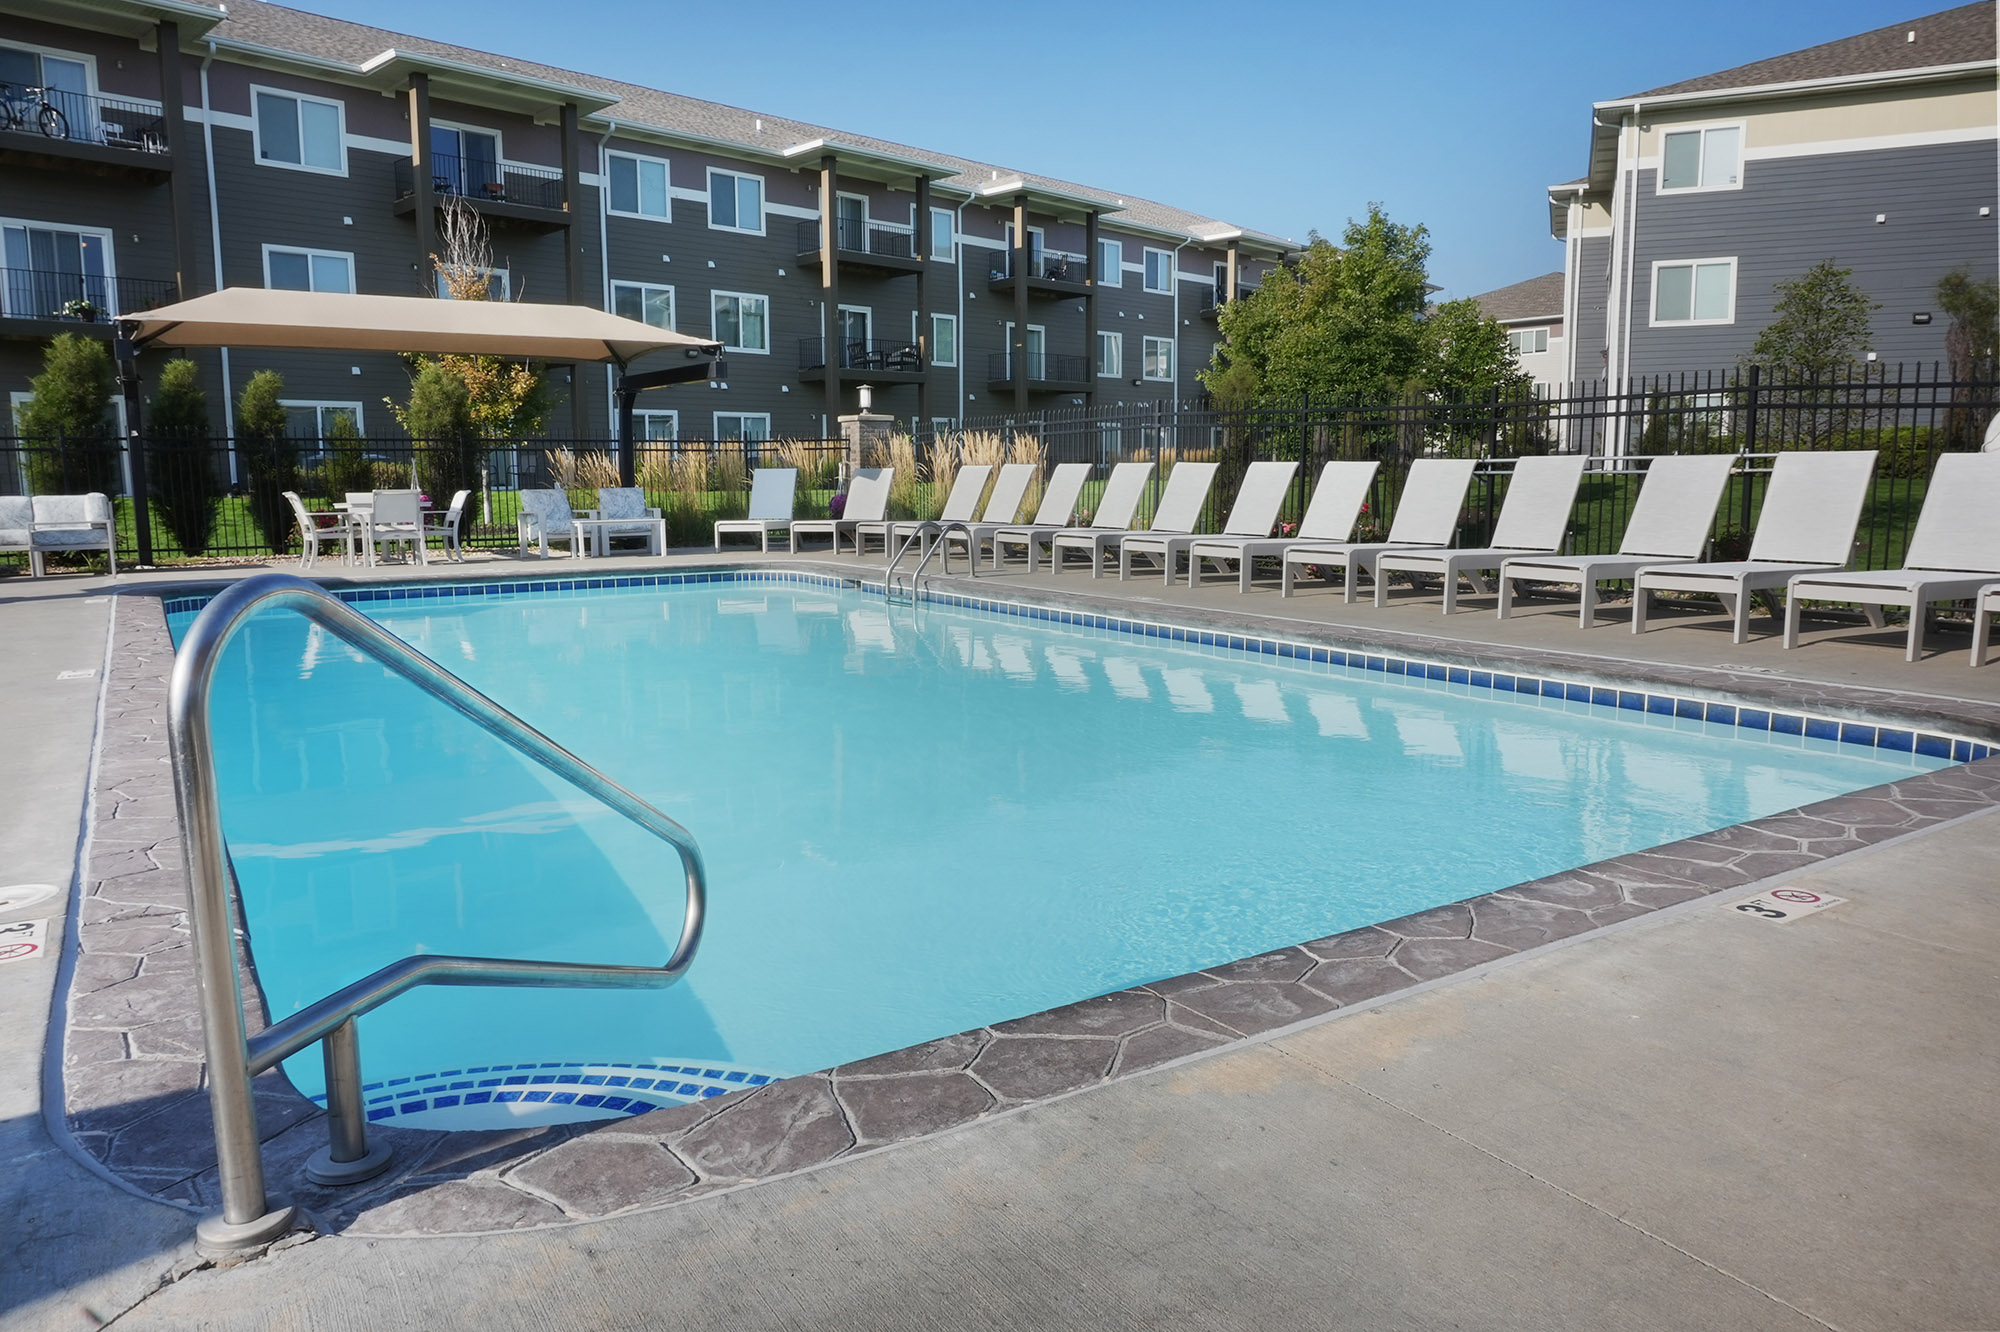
[1571,235,1612,381]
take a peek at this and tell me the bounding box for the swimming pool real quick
[170,575,1953,1128]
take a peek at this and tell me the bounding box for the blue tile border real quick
[321,1058,779,1127]
[157,567,1993,765]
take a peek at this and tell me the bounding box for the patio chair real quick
[871,464,993,559]
[285,490,351,569]
[1051,461,1217,578]
[715,468,798,551]
[792,467,894,553]
[986,463,1095,572]
[1497,453,1735,626]
[1188,460,1381,592]
[1120,460,1295,585]
[363,489,427,566]
[1,496,33,573]
[1783,452,2000,662]
[588,487,667,556]
[1039,461,1171,575]
[1972,582,2000,667]
[1374,455,1588,613]
[422,489,472,563]
[1281,458,1479,600]
[940,462,1038,566]
[27,493,117,577]
[517,488,584,558]
[1632,451,1878,643]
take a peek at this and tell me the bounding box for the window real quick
[1660,124,1742,192]
[612,281,675,329]
[713,412,770,442]
[710,291,769,352]
[930,208,955,262]
[1,222,115,318]
[1096,330,1122,378]
[608,152,670,221]
[1142,336,1174,381]
[1507,327,1549,355]
[280,401,362,442]
[435,265,508,299]
[252,87,344,174]
[1142,248,1172,294]
[707,169,764,234]
[0,45,91,136]
[430,124,499,197]
[1097,421,1122,464]
[1097,238,1123,288]
[929,313,957,367]
[1651,259,1736,325]
[634,409,678,441]
[264,245,353,293]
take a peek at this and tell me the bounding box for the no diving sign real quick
[0,918,48,965]
[1729,887,1845,923]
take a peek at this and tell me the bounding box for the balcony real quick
[795,219,923,277]
[799,337,925,384]
[393,153,569,227]
[985,351,1091,393]
[0,85,171,177]
[0,268,178,338]
[987,249,1091,299]
[1197,288,1225,321]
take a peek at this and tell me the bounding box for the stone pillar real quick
[838,391,896,486]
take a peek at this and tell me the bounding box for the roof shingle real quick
[1468,272,1565,324]
[1629,3,1995,98]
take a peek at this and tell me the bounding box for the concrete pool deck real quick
[2,549,1997,1329]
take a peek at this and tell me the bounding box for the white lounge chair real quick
[1119,460,1294,585]
[0,497,33,571]
[586,487,667,556]
[1633,451,1878,642]
[1497,454,1735,626]
[1971,582,2000,667]
[715,468,798,551]
[941,463,1038,566]
[1057,462,1216,578]
[792,467,894,553]
[1784,452,2000,662]
[986,463,1095,572]
[1003,461,1154,574]
[1281,458,1478,600]
[517,488,585,558]
[1188,460,1381,592]
[1375,455,1588,613]
[18,493,117,577]
[424,488,471,563]
[870,464,993,559]
[284,490,351,569]
[363,489,427,566]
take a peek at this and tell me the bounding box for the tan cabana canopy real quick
[122,287,721,366]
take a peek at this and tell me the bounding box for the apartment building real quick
[1468,271,1566,393]
[0,0,1292,444]
[1549,3,1997,385]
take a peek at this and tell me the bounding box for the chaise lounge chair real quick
[1374,455,1588,613]
[1632,450,1878,642]
[869,464,993,559]
[1972,581,2000,667]
[1055,461,1217,578]
[1120,460,1296,585]
[1187,460,1380,592]
[994,462,1150,574]
[1783,452,2000,662]
[1496,453,1735,626]
[715,468,797,551]
[792,467,894,554]
[1280,458,1478,600]
[941,462,1038,567]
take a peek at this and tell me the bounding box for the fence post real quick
[115,330,153,566]
[1740,364,1761,540]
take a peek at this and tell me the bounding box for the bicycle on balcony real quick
[0,84,70,140]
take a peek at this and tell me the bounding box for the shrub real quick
[18,333,119,494]
[145,358,219,557]
[237,370,296,553]
[322,414,375,498]
[404,361,479,539]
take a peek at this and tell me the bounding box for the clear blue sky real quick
[312,0,1936,297]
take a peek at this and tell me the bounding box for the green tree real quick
[1748,260,1877,379]
[1936,268,1998,448]
[237,369,296,553]
[400,359,480,538]
[322,412,374,498]
[17,333,118,494]
[145,358,219,557]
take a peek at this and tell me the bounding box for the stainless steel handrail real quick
[885,520,974,603]
[167,573,707,1252]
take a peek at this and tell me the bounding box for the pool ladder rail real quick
[884,519,976,605]
[167,574,709,1254]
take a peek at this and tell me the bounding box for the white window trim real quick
[610,279,676,329]
[249,82,348,177]
[261,243,355,293]
[605,149,672,222]
[436,264,509,300]
[1647,256,1738,327]
[633,408,679,441]
[837,303,873,340]
[1142,335,1175,382]
[1097,329,1123,379]
[279,399,366,437]
[1097,238,1123,289]
[712,411,772,440]
[0,218,120,318]
[930,207,956,263]
[706,167,766,235]
[929,312,958,367]
[1141,247,1174,294]
[709,289,771,354]
[430,118,502,160]
[1656,120,1746,195]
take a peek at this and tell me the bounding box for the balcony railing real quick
[394,153,565,212]
[0,84,167,156]
[0,268,177,322]
[795,218,917,262]
[986,351,1090,385]
[799,337,923,373]
[988,250,1090,284]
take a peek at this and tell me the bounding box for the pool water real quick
[175,581,1947,1126]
